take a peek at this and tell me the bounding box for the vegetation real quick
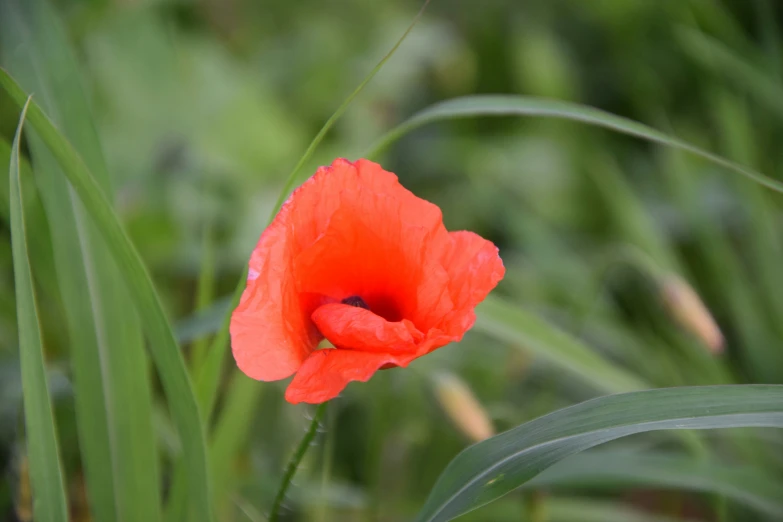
[2,0,783,520]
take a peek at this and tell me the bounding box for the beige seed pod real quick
[662,275,724,354]
[434,372,495,442]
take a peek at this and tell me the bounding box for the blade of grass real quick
[527,449,783,518]
[710,91,783,368]
[0,68,214,522]
[191,221,216,370]
[175,297,231,345]
[475,295,648,394]
[364,95,783,194]
[209,375,264,517]
[1,1,161,520]
[753,0,783,82]
[10,98,69,522]
[585,152,680,273]
[678,28,783,120]
[414,385,783,522]
[0,138,59,296]
[657,143,782,383]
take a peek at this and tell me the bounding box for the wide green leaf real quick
[365,95,783,194]
[414,385,783,522]
[1,1,161,520]
[9,99,69,522]
[0,68,214,521]
[527,449,783,518]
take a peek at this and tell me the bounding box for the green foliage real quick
[1,2,161,520]
[3,0,783,521]
[9,99,68,522]
[414,385,783,521]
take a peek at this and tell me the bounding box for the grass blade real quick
[0,68,214,522]
[0,1,162,519]
[528,449,783,518]
[365,95,783,194]
[678,29,783,120]
[414,385,783,522]
[475,296,648,394]
[10,98,69,522]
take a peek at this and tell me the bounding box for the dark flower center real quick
[341,295,370,310]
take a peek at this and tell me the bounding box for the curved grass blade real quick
[476,296,647,393]
[1,1,161,520]
[10,98,69,522]
[414,385,783,522]
[527,449,783,518]
[0,68,214,522]
[365,95,783,194]
[0,138,59,296]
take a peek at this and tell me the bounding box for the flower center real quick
[341,295,370,310]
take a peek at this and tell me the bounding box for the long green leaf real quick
[0,137,59,296]
[527,449,783,518]
[0,68,214,521]
[10,98,69,522]
[365,95,783,194]
[414,385,783,522]
[1,1,161,520]
[475,296,647,393]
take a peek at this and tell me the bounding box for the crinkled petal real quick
[436,231,506,340]
[285,349,417,404]
[230,158,426,381]
[230,220,322,381]
[294,187,453,327]
[312,303,423,352]
[230,158,506,399]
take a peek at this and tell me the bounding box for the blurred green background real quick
[2,0,783,520]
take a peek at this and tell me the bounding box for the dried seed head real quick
[662,276,724,354]
[434,372,495,442]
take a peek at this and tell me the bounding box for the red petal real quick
[230,158,505,393]
[293,181,453,329]
[437,231,506,338]
[284,349,417,404]
[230,222,322,381]
[311,303,423,352]
[231,158,445,381]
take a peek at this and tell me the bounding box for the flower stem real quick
[268,402,328,522]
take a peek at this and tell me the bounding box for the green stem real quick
[268,402,328,522]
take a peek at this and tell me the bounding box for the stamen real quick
[341,295,369,310]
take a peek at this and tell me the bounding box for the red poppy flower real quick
[230,158,505,404]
